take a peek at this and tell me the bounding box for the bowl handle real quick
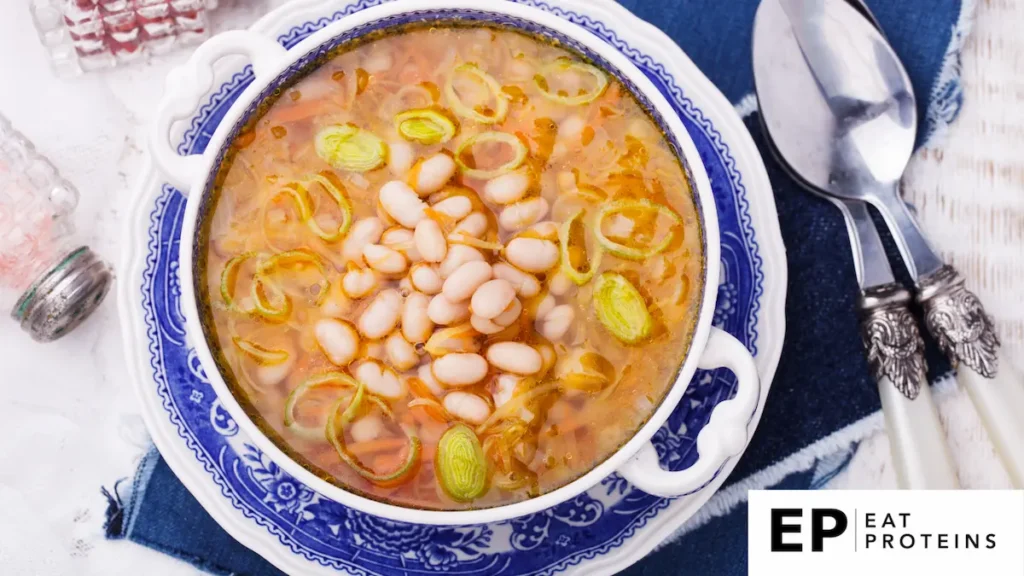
[149,30,288,192]
[617,327,761,497]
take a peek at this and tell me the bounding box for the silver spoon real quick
[755,0,1024,486]
[754,0,958,489]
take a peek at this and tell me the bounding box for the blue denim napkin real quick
[105,0,971,574]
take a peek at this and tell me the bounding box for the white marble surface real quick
[0,3,278,575]
[0,0,1020,574]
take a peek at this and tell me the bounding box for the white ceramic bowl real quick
[149,0,760,526]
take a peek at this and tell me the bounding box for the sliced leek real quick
[250,275,291,322]
[595,199,682,261]
[284,372,359,439]
[396,108,457,145]
[558,209,602,285]
[594,272,652,344]
[233,337,289,365]
[436,424,488,501]
[455,131,527,180]
[327,381,421,486]
[445,63,508,124]
[258,248,330,306]
[220,252,257,310]
[303,174,353,241]
[315,124,387,172]
[273,175,353,242]
[534,60,609,106]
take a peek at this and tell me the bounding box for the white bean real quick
[471,314,505,335]
[604,213,635,237]
[548,270,575,296]
[528,220,559,240]
[315,319,360,366]
[439,244,485,278]
[385,332,419,371]
[409,263,443,295]
[354,360,405,399]
[389,140,415,176]
[442,261,492,302]
[484,172,530,204]
[491,373,522,407]
[505,238,559,273]
[381,227,423,263]
[499,197,549,232]
[470,279,516,319]
[255,354,294,387]
[536,294,556,320]
[454,212,489,238]
[433,354,489,386]
[492,263,541,298]
[363,49,393,73]
[398,275,413,295]
[402,292,434,343]
[559,114,585,145]
[342,268,378,299]
[556,171,577,193]
[414,219,447,263]
[341,218,384,264]
[432,196,473,220]
[486,342,542,375]
[350,415,384,443]
[538,304,575,341]
[414,153,456,195]
[357,289,403,339]
[364,340,387,362]
[506,59,534,82]
[443,391,491,424]
[362,244,408,275]
[379,180,426,228]
[427,294,471,325]
[493,297,522,327]
[417,363,444,396]
[432,352,487,383]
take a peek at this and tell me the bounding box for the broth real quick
[200,24,704,510]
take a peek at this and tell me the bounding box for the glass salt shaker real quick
[0,114,113,342]
[29,0,221,77]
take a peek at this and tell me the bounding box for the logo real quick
[749,491,1023,575]
[770,508,848,552]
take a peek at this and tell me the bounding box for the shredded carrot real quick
[347,437,408,456]
[421,443,437,462]
[374,452,404,472]
[268,100,337,124]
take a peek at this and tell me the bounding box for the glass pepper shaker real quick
[0,113,113,342]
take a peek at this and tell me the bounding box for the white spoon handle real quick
[860,283,959,489]
[878,373,959,489]
[958,359,1024,487]
[918,265,1023,487]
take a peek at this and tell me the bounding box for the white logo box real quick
[749,490,1024,575]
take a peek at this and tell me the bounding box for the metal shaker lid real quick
[11,246,113,342]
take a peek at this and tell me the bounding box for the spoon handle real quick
[860,283,960,489]
[918,265,1024,487]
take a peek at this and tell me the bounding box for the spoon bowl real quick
[753,0,941,279]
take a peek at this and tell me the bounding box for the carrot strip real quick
[374,452,404,472]
[268,100,337,124]
[347,437,408,456]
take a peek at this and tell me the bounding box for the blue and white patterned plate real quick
[119,0,786,573]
